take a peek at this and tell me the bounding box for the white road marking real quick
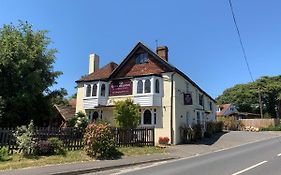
[277,153,281,157]
[231,161,268,175]
[110,161,168,175]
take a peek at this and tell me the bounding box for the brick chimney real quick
[156,46,168,62]
[89,53,99,74]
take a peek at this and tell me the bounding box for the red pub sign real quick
[109,79,132,96]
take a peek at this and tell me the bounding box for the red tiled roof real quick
[77,62,118,82]
[216,104,231,116]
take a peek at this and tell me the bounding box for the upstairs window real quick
[92,84,97,96]
[137,80,143,94]
[144,79,151,93]
[199,94,204,106]
[155,79,160,93]
[86,85,91,97]
[209,101,213,111]
[136,53,148,64]
[101,84,106,96]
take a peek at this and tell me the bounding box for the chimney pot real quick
[89,53,99,74]
[156,46,168,62]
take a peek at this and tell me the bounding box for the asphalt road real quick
[109,136,281,175]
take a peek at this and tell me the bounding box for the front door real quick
[92,111,99,122]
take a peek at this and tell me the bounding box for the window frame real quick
[155,79,160,93]
[86,84,91,97]
[137,80,143,94]
[144,79,151,93]
[135,53,148,64]
[143,109,152,125]
[92,84,97,96]
[100,84,106,97]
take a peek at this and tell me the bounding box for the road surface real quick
[97,136,281,175]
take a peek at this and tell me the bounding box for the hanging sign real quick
[184,93,193,105]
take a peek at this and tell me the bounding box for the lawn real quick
[0,146,165,171]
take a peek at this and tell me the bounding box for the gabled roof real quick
[54,101,76,121]
[77,62,118,82]
[109,42,174,78]
[76,42,216,102]
[216,104,231,116]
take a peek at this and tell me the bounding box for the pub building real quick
[75,42,216,144]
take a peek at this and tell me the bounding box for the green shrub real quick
[33,137,65,156]
[114,99,140,129]
[33,140,54,156]
[223,117,238,131]
[261,125,281,131]
[13,120,35,155]
[214,121,224,133]
[0,147,10,161]
[67,111,89,129]
[193,124,203,140]
[180,125,195,143]
[84,123,121,159]
[48,137,65,155]
[205,122,215,138]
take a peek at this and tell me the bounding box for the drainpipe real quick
[170,72,176,144]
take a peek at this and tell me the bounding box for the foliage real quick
[0,21,63,127]
[114,99,140,129]
[260,125,281,131]
[84,122,121,159]
[66,111,88,129]
[13,120,35,155]
[192,124,203,140]
[205,122,215,138]
[0,147,10,161]
[223,116,238,130]
[33,137,65,156]
[180,125,195,143]
[214,121,224,133]
[33,140,54,156]
[205,121,224,138]
[216,75,281,118]
[158,137,170,145]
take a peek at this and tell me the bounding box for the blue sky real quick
[1,0,281,98]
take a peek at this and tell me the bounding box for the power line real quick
[228,0,263,118]
[228,0,254,82]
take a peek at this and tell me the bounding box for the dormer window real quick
[136,53,148,64]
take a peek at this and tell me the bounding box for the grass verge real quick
[0,146,165,171]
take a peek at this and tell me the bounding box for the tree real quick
[114,99,140,129]
[0,21,62,127]
[216,75,281,118]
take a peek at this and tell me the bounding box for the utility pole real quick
[258,88,263,118]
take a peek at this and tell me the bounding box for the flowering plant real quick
[158,137,170,145]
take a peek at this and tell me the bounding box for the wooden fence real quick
[112,127,154,147]
[240,118,280,128]
[0,127,154,154]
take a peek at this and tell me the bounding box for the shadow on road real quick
[181,131,228,146]
[195,131,228,145]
